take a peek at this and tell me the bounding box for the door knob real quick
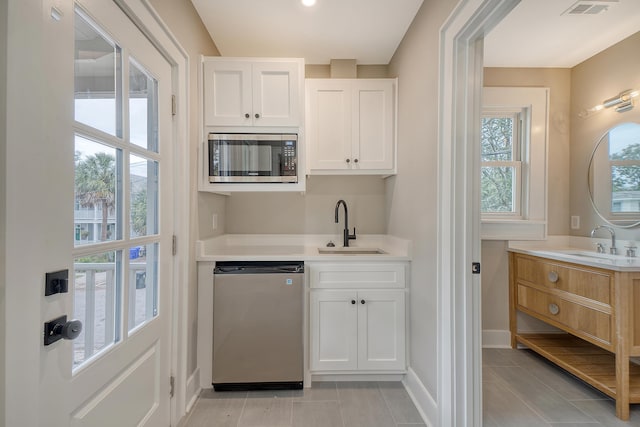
[44,315,82,346]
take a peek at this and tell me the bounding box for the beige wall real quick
[147,0,223,377]
[0,0,7,421]
[570,31,640,242]
[481,68,572,337]
[387,0,459,401]
[225,176,387,234]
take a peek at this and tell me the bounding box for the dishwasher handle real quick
[214,261,304,275]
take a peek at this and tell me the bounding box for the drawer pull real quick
[547,271,559,283]
[548,303,560,315]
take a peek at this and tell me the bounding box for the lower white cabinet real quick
[308,263,407,373]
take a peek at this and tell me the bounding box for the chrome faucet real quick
[335,199,356,247]
[591,225,617,255]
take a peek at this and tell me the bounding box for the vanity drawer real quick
[517,284,612,347]
[514,255,612,305]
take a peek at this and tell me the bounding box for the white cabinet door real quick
[310,290,358,371]
[357,290,406,371]
[306,79,352,170]
[306,79,396,174]
[203,60,253,126]
[203,59,301,127]
[352,80,395,170]
[252,61,300,127]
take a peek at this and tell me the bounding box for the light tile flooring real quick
[184,348,640,427]
[484,347,640,426]
[182,381,425,427]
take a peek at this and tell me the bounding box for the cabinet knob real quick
[360,299,365,304]
[354,158,359,163]
[547,271,559,283]
[346,159,351,163]
[255,113,260,119]
[245,113,250,118]
[351,300,356,305]
[548,303,560,315]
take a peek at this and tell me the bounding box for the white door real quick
[252,61,300,127]
[357,290,405,371]
[203,60,253,126]
[10,0,174,425]
[310,289,358,371]
[306,80,352,170]
[352,80,395,171]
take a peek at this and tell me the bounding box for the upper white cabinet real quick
[203,57,303,128]
[306,78,397,175]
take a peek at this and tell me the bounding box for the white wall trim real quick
[185,368,201,413]
[437,0,520,426]
[113,2,191,426]
[403,368,437,427]
[482,330,512,348]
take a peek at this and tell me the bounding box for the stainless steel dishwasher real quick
[212,261,304,391]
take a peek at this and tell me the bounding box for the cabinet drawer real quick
[517,284,611,346]
[308,263,405,289]
[515,255,611,305]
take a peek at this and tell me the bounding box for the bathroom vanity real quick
[509,248,640,420]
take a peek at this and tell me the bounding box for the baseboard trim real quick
[402,367,437,427]
[482,329,511,348]
[185,368,201,413]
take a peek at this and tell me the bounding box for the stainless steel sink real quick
[318,247,386,255]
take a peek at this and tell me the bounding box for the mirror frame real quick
[587,122,640,229]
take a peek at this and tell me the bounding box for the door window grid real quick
[73,6,161,369]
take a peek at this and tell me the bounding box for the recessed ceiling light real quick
[302,0,316,7]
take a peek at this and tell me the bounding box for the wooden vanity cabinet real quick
[509,252,640,420]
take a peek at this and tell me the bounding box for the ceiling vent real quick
[562,0,619,15]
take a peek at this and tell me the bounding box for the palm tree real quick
[75,152,116,241]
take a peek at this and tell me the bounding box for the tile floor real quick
[182,381,425,427]
[484,347,640,426]
[184,348,640,427]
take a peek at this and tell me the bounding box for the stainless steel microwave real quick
[208,133,298,183]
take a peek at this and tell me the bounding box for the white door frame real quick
[110,1,191,425]
[437,0,519,426]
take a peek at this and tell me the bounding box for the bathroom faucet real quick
[590,225,617,255]
[335,199,357,247]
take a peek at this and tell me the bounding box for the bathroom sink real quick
[318,247,387,255]
[559,250,627,261]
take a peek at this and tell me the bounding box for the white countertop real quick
[196,234,411,262]
[508,236,640,272]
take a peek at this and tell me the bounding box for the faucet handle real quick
[625,245,637,258]
[595,242,606,254]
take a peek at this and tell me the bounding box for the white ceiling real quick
[190,0,424,65]
[190,0,640,68]
[484,0,640,67]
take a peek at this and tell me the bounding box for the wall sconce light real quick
[579,89,639,118]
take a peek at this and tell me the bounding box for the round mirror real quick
[588,122,640,228]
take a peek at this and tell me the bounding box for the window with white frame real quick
[481,87,549,240]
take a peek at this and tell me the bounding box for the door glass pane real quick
[74,10,122,137]
[130,155,158,238]
[481,166,515,213]
[73,250,121,368]
[129,243,158,332]
[75,136,120,246]
[129,59,158,152]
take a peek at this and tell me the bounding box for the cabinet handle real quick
[547,271,559,283]
[245,113,250,118]
[548,303,560,315]
[346,159,351,163]
[354,158,359,163]
[255,113,260,119]
[361,299,365,304]
[351,300,356,305]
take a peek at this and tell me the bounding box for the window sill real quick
[481,219,546,241]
